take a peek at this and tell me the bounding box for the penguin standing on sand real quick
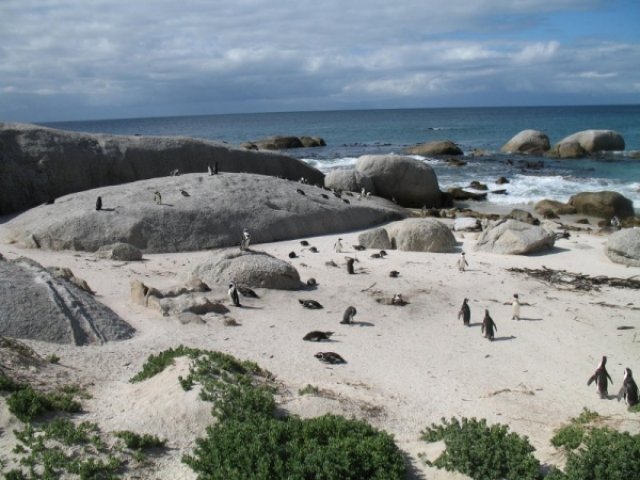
[457,252,469,272]
[511,294,521,320]
[617,368,639,407]
[240,229,250,251]
[207,165,213,175]
[334,238,344,253]
[341,306,357,324]
[95,196,102,211]
[346,257,357,275]
[154,191,162,205]
[228,282,241,307]
[458,298,471,326]
[587,356,613,399]
[481,309,497,340]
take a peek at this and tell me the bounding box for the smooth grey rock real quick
[358,227,392,249]
[355,155,442,208]
[506,209,539,225]
[547,141,587,159]
[0,122,324,215]
[534,199,577,216]
[4,173,407,253]
[193,249,302,290]
[474,219,556,255]
[568,191,635,219]
[0,257,134,344]
[554,129,625,154]
[404,140,463,156]
[385,218,457,252]
[324,169,376,194]
[454,217,481,232]
[501,130,550,154]
[96,242,143,261]
[605,228,640,267]
[242,135,326,150]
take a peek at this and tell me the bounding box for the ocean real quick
[43,105,640,208]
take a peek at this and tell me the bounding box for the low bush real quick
[115,431,166,450]
[420,417,541,480]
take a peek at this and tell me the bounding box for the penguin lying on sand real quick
[303,331,334,342]
[315,352,346,364]
[299,299,323,309]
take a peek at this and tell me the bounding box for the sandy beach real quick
[1,206,638,479]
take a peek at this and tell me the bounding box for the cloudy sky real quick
[1,0,639,122]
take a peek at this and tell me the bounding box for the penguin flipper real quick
[587,374,596,386]
[607,372,613,384]
[617,386,625,402]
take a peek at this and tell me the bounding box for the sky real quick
[1,0,639,122]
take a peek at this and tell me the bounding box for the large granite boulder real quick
[355,155,442,208]
[550,130,625,158]
[501,130,550,154]
[404,140,463,156]
[96,242,143,261]
[605,228,640,267]
[474,219,556,255]
[454,217,481,232]
[358,227,392,249]
[324,169,376,194]
[3,173,407,253]
[241,135,326,150]
[534,199,577,216]
[193,249,302,290]
[568,191,635,219]
[0,257,134,344]
[384,218,457,252]
[547,141,587,159]
[0,122,325,215]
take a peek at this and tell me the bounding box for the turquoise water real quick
[43,105,640,207]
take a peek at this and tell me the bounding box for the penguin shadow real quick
[97,207,116,212]
[525,246,571,256]
[343,321,375,327]
[467,322,482,327]
[492,335,517,342]
[517,317,544,322]
[232,305,264,310]
[157,203,175,207]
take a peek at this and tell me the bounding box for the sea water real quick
[43,105,640,208]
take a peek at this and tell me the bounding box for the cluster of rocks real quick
[0,256,134,344]
[0,122,325,215]
[501,129,626,158]
[534,192,635,220]
[241,135,326,150]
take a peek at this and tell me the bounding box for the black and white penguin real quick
[289,251,297,258]
[511,294,521,320]
[314,352,346,364]
[346,257,357,275]
[334,238,344,253]
[342,198,350,204]
[587,356,613,399]
[353,245,366,251]
[95,196,102,211]
[180,189,190,197]
[306,278,318,287]
[458,298,471,326]
[303,331,334,342]
[296,188,306,196]
[617,368,639,407]
[389,270,400,278]
[214,162,219,174]
[481,309,497,340]
[240,229,251,250]
[300,240,310,247]
[309,246,318,253]
[207,165,213,175]
[321,193,329,199]
[237,285,258,298]
[154,191,162,205]
[299,299,323,309]
[228,282,241,307]
[341,306,357,324]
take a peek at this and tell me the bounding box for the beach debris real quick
[508,267,640,291]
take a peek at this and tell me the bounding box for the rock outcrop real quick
[0,257,134,344]
[501,130,550,154]
[193,249,302,290]
[324,169,376,194]
[404,140,463,156]
[365,218,457,252]
[357,227,392,250]
[568,191,635,219]
[0,122,324,215]
[3,173,407,253]
[534,199,577,216]
[355,155,442,208]
[549,130,625,158]
[96,242,143,261]
[474,219,556,255]
[454,217,481,232]
[241,136,326,150]
[605,228,640,267]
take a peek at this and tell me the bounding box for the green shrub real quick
[551,408,602,450]
[420,417,541,480]
[46,354,60,364]
[298,384,320,396]
[0,372,26,393]
[551,428,640,480]
[130,345,201,383]
[6,385,82,422]
[115,431,166,450]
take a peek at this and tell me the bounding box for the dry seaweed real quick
[507,266,640,292]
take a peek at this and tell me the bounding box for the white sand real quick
[1,217,639,478]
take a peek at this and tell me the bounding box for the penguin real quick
[154,191,162,205]
[314,352,346,364]
[391,293,406,306]
[309,246,318,253]
[289,251,297,258]
[334,238,344,253]
[353,245,366,251]
[303,331,334,342]
[389,270,400,278]
[300,240,310,247]
[240,229,251,250]
[180,189,190,197]
[228,282,241,307]
[342,198,350,204]
[345,257,357,275]
[237,285,258,298]
[458,298,471,326]
[95,196,102,211]
[370,252,383,259]
[299,299,323,309]
[214,162,219,174]
[306,278,317,287]
[588,356,613,399]
[332,190,342,198]
[207,165,213,175]
[481,309,497,340]
[341,306,357,324]
[457,252,469,272]
[296,189,306,196]
[511,294,521,320]
[321,193,329,199]
[617,368,639,407]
